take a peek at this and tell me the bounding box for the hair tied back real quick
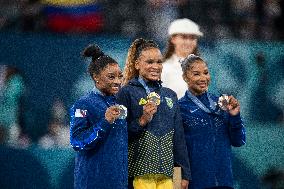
[180,54,203,72]
[82,44,105,61]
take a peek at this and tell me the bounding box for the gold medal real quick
[147,92,161,105]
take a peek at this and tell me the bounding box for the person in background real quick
[161,18,203,99]
[70,44,128,189]
[38,121,69,149]
[178,54,246,189]
[38,98,69,149]
[117,38,190,189]
[0,65,30,147]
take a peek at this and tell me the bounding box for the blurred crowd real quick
[0,0,283,41]
[0,65,69,149]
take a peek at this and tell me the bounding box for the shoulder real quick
[120,78,144,92]
[73,92,97,108]
[116,83,143,102]
[178,95,189,106]
[121,83,135,91]
[178,95,198,112]
[118,83,139,95]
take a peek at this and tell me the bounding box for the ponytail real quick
[123,38,159,85]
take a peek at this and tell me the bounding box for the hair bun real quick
[82,44,104,60]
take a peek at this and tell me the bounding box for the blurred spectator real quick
[179,0,283,40]
[0,0,283,40]
[161,18,203,98]
[0,0,23,30]
[20,0,45,32]
[0,0,44,32]
[0,65,30,148]
[180,0,234,40]
[230,0,258,39]
[38,98,69,149]
[101,0,146,37]
[38,121,69,148]
[51,98,67,123]
[143,0,179,43]
[258,0,282,40]
[274,0,284,40]
[102,0,187,42]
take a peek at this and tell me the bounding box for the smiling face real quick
[171,34,198,58]
[93,63,123,95]
[135,48,163,81]
[183,60,210,96]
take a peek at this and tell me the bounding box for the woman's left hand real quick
[227,95,240,116]
[181,179,189,189]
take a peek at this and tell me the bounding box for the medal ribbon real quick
[138,77,152,95]
[186,90,220,114]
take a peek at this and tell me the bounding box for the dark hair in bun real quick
[82,44,118,78]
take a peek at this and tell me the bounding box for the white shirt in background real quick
[161,55,188,99]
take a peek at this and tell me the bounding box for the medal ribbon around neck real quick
[186,90,220,115]
[138,77,152,95]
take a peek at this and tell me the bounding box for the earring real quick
[95,80,99,84]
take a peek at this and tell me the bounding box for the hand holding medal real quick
[138,92,160,126]
[114,104,127,119]
[147,92,161,105]
[218,94,230,111]
[218,94,240,116]
[105,105,127,124]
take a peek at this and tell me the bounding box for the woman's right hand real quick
[139,101,157,126]
[105,106,120,124]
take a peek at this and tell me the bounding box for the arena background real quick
[0,0,283,188]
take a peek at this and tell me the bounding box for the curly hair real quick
[122,38,159,85]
